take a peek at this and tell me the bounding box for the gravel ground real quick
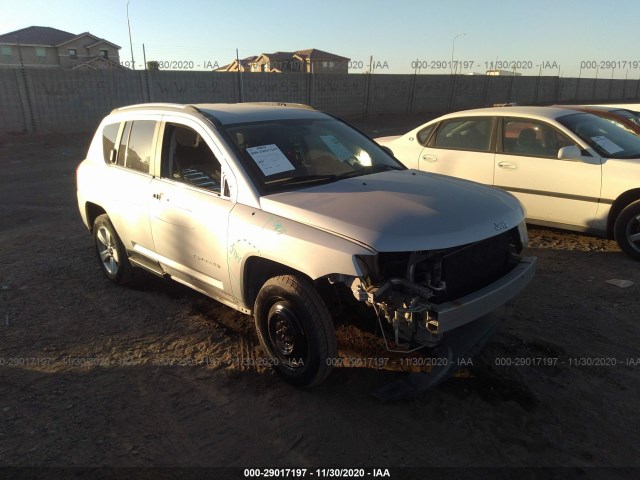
[0,122,639,479]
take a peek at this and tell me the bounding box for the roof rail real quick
[110,103,202,115]
[240,101,315,111]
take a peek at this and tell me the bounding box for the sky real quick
[2,0,640,78]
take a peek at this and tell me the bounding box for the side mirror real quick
[557,145,583,161]
[379,145,394,157]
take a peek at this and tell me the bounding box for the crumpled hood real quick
[260,169,525,252]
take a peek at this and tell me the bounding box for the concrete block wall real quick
[411,75,452,112]
[0,69,28,133]
[536,77,560,105]
[451,75,487,110]
[147,71,238,103]
[1,67,639,134]
[240,73,308,104]
[483,76,512,106]
[310,74,366,114]
[367,75,413,114]
[509,76,538,105]
[26,69,146,133]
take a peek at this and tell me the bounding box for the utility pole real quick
[451,33,465,75]
[127,0,135,70]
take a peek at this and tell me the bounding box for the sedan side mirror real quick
[379,145,394,157]
[557,145,583,161]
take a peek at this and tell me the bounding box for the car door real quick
[102,118,159,253]
[418,116,496,185]
[493,117,602,228]
[147,118,236,303]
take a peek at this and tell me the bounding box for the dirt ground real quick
[1,116,639,478]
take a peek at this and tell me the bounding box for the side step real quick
[128,252,167,278]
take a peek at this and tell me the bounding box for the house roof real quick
[57,32,121,49]
[259,52,296,62]
[294,49,349,61]
[216,56,258,71]
[218,49,350,71]
[0,26,120,49]
[0,26,75,46]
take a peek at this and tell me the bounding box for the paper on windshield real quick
[320,135,353,161]
[246,144,295,176]
[591,136,624,155]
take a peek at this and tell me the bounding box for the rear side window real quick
[115,120,156,174]
[432,117,492,152]
[126,121,156,174]
[102,123,119,163]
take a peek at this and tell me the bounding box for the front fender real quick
[227,204,375,305]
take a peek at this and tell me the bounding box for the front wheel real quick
[254,275,337,387]
[614,200,640,261]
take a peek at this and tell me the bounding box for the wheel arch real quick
[85,202,107,232]
[607,189,640,238]
[242,256,312,312]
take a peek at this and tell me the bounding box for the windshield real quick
[223,117,405,192]
[611,109,640,127]
[557,113,640,159]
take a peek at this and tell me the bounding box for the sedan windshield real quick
[612,109,640,127]
[558,113,640,159]
[222,118,405,192]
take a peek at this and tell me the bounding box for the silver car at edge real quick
[76,102,536,387]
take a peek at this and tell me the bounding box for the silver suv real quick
[76,103,536,387]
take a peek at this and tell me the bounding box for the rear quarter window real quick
[102,123,119,163]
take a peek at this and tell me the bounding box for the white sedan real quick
[376,106,640,260]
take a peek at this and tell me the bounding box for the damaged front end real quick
[345,223,536,352]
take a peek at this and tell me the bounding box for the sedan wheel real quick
[614,200,640,261]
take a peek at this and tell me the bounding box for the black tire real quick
[614,200,640,261]
[93,214,133,284]
[254,274,337,387]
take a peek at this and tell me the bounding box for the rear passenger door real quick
[418,116,496,185]
[148,118,236,303]
[102,118,159,253]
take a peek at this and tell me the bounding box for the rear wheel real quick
[614,200,640,261]
[254,274,337,387]
[93,214,133,284]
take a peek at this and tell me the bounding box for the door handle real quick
[422,154,437,163]
[498,161,517,169]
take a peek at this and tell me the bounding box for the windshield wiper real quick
[338,164,404,179]
[268,174,340,187]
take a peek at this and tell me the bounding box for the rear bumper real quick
[431,256,536,333]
